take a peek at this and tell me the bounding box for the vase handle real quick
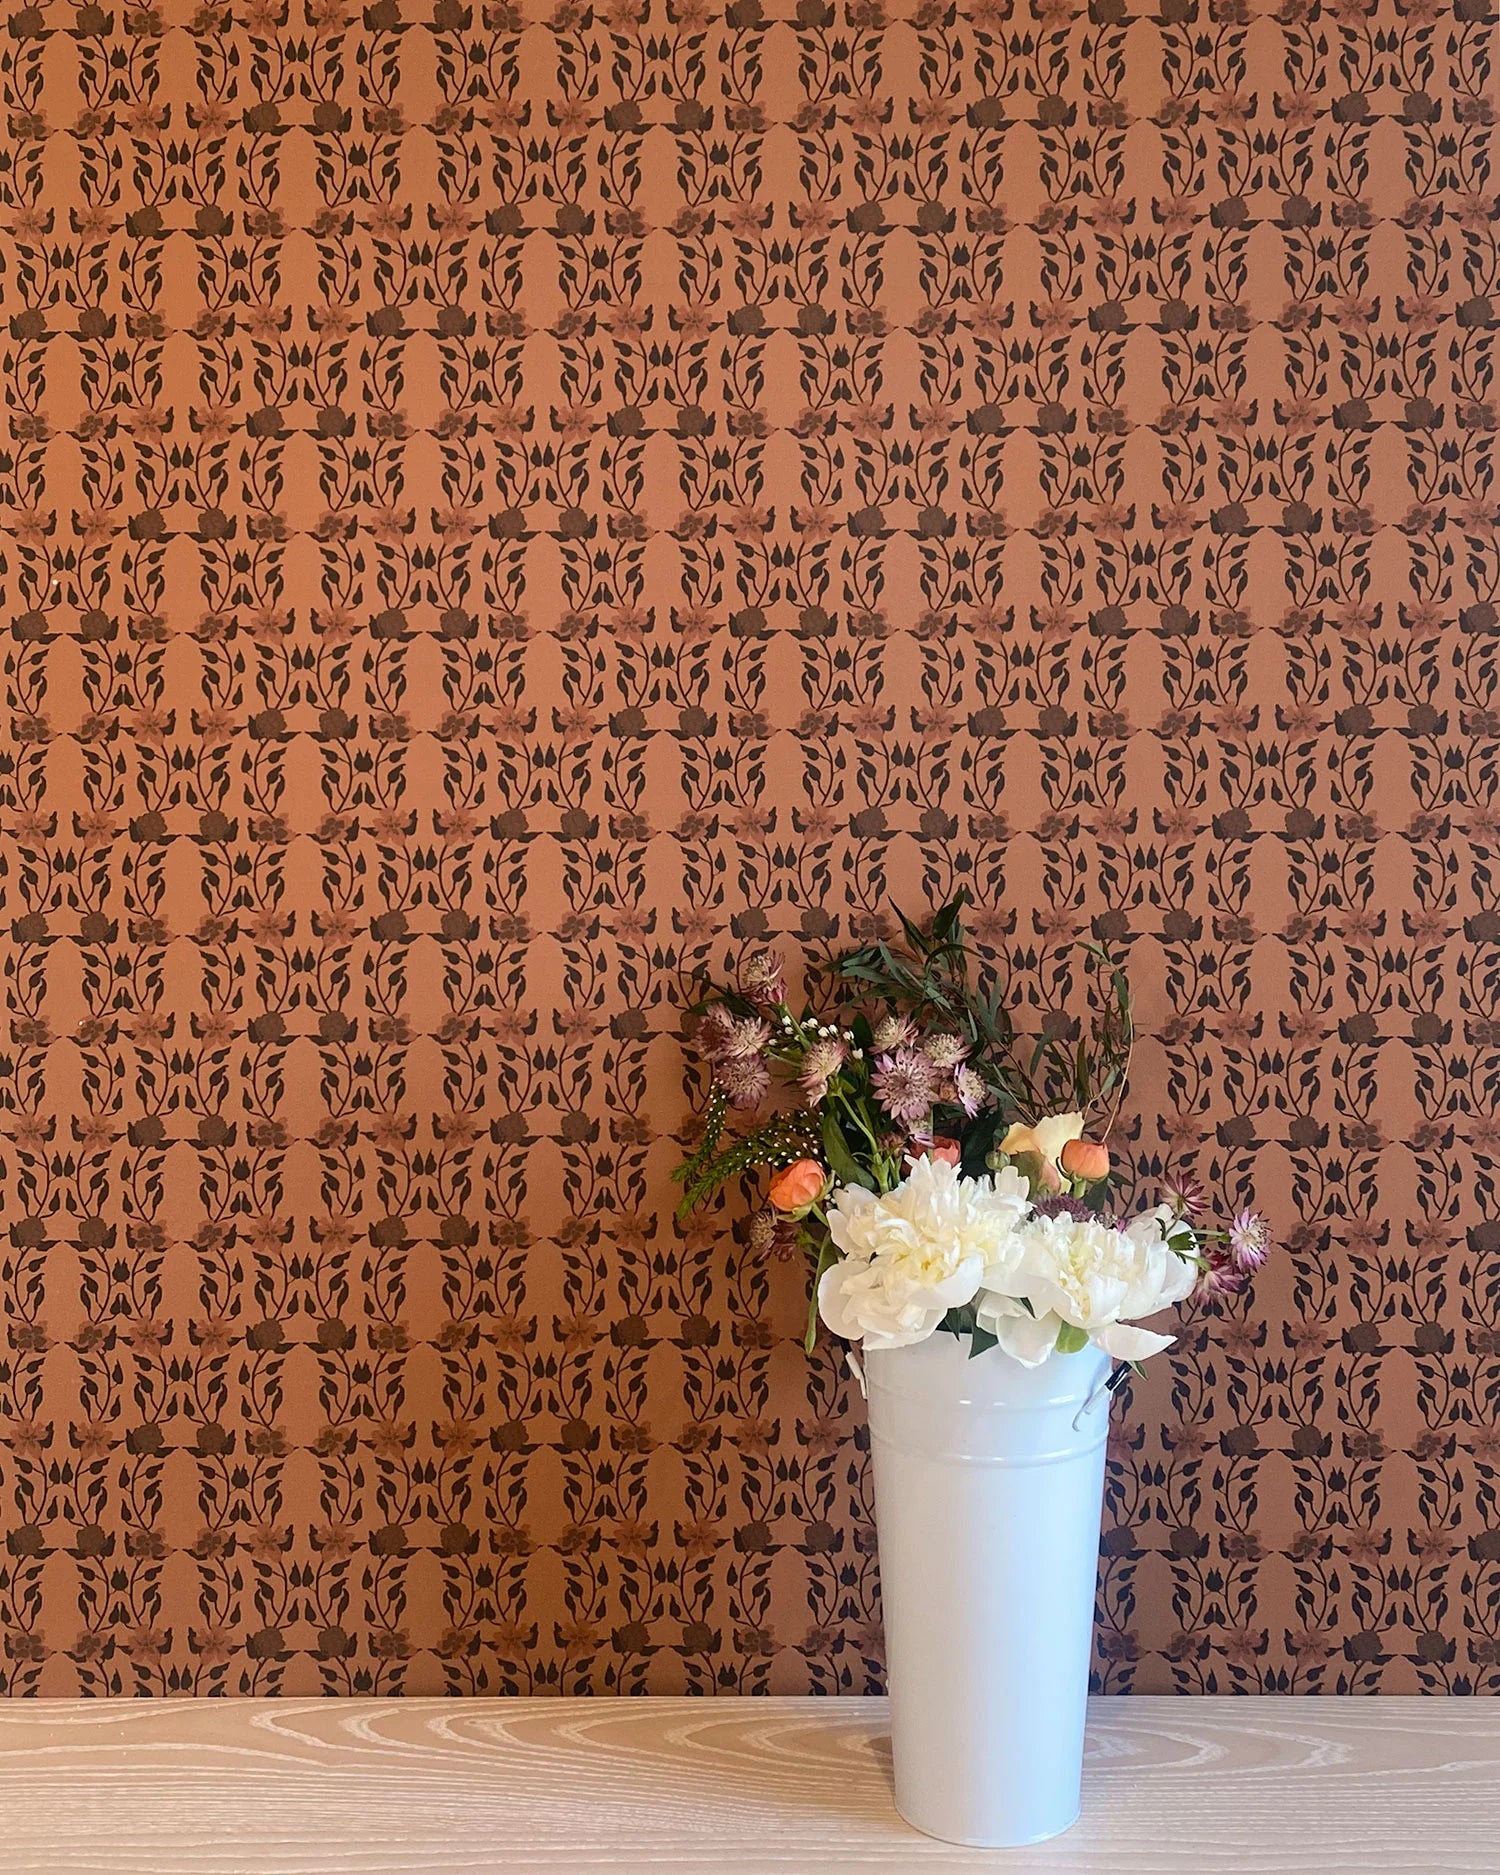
[1070,1362,1115,1430]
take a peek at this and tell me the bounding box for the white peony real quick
[976,1203,1198,1366]
[817,1156,1032,1351]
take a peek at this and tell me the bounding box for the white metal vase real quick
[863,1331,1113,1848]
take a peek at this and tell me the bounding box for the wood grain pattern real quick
[0,1697,1494,1874]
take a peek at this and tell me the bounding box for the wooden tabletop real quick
[0,1695,1493,1873]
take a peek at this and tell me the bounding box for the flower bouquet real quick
[674,897,1270,1847]
[675,894,1267,1369]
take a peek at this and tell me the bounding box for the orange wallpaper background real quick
[1,0,1497,1696]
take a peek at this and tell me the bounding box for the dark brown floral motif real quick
[0,0,1493,1697]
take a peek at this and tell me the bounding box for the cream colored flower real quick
[999,1111,1085,1190]
[817,1156,1031,1351]
[977,1205,1197,1365]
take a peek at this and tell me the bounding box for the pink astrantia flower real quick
[719,1015,772,1062]
[748,1209,800,1261]
[871,1013,918,1053]
[1228,1209,1272,1273]
[872,1047,940,1128]
[799,1034,847,1106]
[921,1032,969,1070]
[739,949,786,1008]
[695,1004,735,1059]
[1163,1171,1207,1217]
[717,1054,770,1111]
[1196,1248,1246,1299]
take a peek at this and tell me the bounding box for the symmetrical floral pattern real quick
[0,0,1495,1695]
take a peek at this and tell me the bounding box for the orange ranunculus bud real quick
[924,1138,962,1166]
[767,1158,827,1211]
[1060,1136,1110,1183]
[999,1114,1081,1192]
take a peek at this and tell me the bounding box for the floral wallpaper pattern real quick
[0,0,1496,1695]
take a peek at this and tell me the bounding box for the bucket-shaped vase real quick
[863,1332,1113,1848]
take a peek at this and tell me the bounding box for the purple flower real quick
[1195,1248,1245,1300]
[1163,1171,1207,1218]
[948,1063,988,1117]
[1033,1194,1093,1223]
[799,1034,847,1106]
[739,949,786,1008]
[716,1053,770,1111]
[747,1208,799,1261]
[1228,1209,1272,1274]
[695,1003,735,1060]
[872,1047,940,1129]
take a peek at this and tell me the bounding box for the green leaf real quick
[960,1107,1005,1179]
[804,1237,840,1353]
[1054,1322,1089,1354]
[895,907,928,953]
[967,1322,998,1359]
[930,890,968,946]
[841,959,881,989]
[820,1110,874,1190]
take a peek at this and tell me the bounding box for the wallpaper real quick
[0,0,1496,1698]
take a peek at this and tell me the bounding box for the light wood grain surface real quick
[0,1695,1493,1874]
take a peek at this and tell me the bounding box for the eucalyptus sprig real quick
[1022,940,1134,1141]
